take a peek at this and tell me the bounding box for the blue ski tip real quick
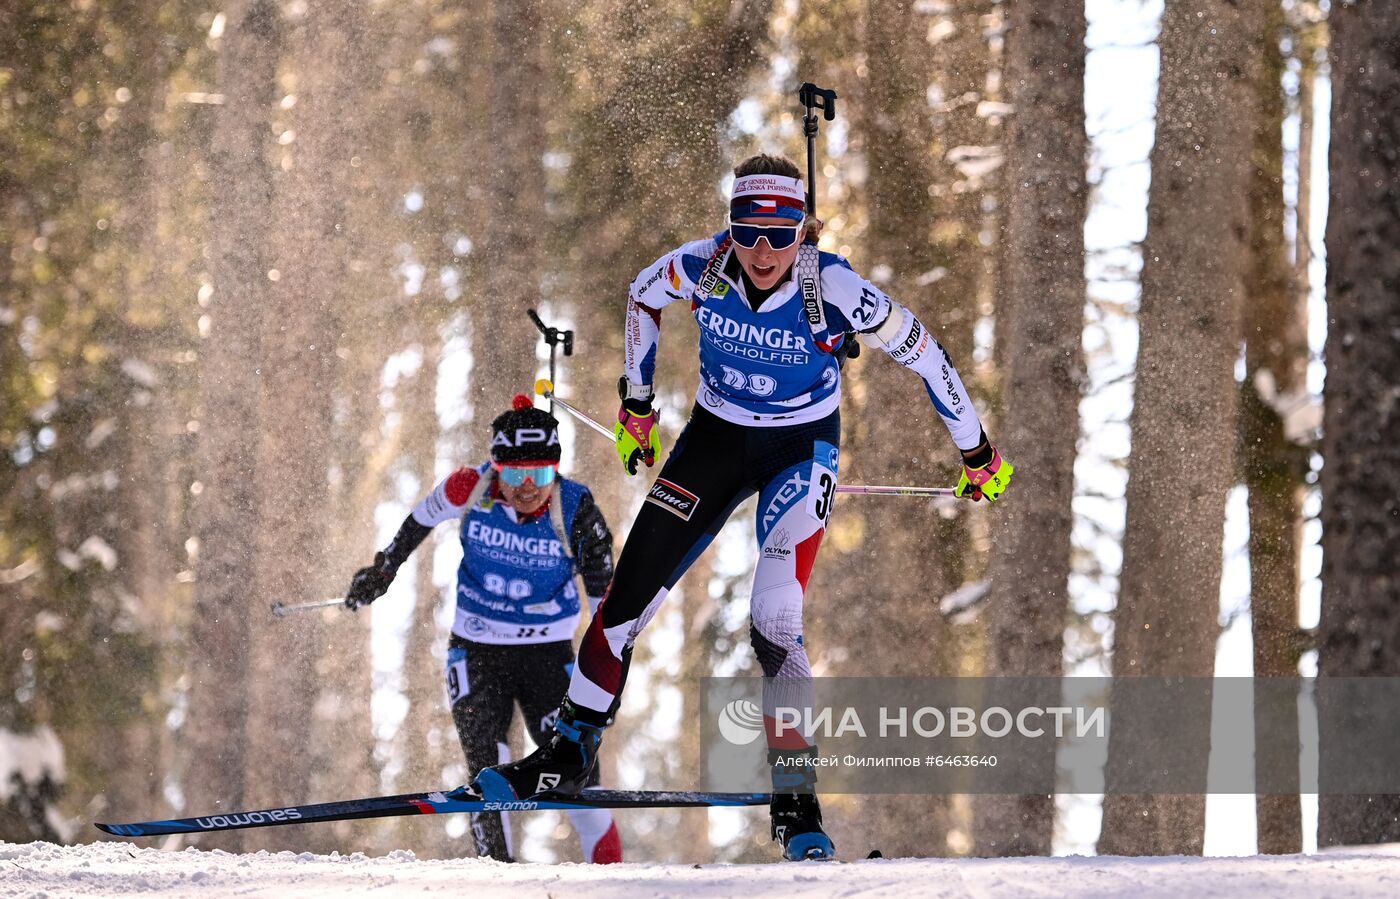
[472,770,518,802]
[784,832,836,861]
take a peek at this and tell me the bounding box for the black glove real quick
[345,552,396,610]
[834,330,861,368]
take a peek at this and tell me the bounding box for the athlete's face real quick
[732,216,801,291]
[499,478,554,515]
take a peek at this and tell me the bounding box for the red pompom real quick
[512,393,533,411]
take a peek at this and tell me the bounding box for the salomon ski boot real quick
[473,701,605,800]
[771,792,835,861]
[769,746,834,860]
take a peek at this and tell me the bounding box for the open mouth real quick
[751,263,777,278]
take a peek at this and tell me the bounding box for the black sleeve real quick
[381,514,433,572]
[569,490,615,599]
[960,428,994,468]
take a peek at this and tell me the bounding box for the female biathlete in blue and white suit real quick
[476,154,1014,861]
[345,396,622,864]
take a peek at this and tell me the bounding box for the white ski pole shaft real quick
[535,379,967,500]
[835,484,961,498]
[536,378,614,441]
[271,597,345,618]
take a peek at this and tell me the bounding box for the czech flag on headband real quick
[730,173,806,222]
[729,196,805,222]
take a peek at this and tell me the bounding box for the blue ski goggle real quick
[728,220,803,251]
[494,463,557,487]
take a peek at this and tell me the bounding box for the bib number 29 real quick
[720,366,777,397]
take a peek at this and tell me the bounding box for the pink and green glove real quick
[616,402,661,476]
[956,445,1014,502]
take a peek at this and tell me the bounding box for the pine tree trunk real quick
[242,0,359,851]
[808,0,971,859]
[1317,0,1400,849]
[1098,0,1264,857]
[398,328,459,857]
[101,0,182,826]
[548,0,777,859]
[971,0,1087,857]
[1242,0,1306,856]
[186,0,281,849]
[929,0,999,366]
[300,0,388,855]
[475,0,549,400]
[314,311,390,853]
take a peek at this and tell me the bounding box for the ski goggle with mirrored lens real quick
[728,220,803,251]
[493,463,557,487]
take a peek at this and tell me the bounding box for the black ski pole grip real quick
[798,83,838,132]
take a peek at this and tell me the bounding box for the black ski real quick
[96,786,772,838]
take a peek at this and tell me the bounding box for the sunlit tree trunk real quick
[186,0,281,850]
[1098,0,1264,857]
[475,0,550,398]
[929,0,998,368]
[397,325,459,857]
[242,0,361,852]
[98,0,185,826]
[971,0,1087,857]
[551,0,776,859]
[813,0,968,860]
[672,556,717,861]
[1317,0,1400,850]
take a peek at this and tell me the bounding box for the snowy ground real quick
[5,841,1400,898]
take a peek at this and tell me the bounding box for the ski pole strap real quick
[549,487,572,562]
[693,236,733,304]
[796,241,836,351]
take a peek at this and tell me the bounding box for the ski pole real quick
[534,378,963,498]
[536,378,615,441]
[837,484,960,498]
[797,82,838,219]
[797,81,859,363]
[270,598,346,618]
[527,309,574,414]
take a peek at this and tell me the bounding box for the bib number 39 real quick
[809,467,837,525]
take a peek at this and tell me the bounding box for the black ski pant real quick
[447,636,599,860]
[569,404,841,757]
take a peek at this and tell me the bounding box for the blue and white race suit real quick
[623,232,985,448]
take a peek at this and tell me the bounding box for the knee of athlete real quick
[749,592,806,654]
[749,613,807,680]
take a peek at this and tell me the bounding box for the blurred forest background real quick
[3,0,1398,862]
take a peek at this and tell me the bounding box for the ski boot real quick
[771,792,835,861]
[769,748,835,860]
[473,701,605,800]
